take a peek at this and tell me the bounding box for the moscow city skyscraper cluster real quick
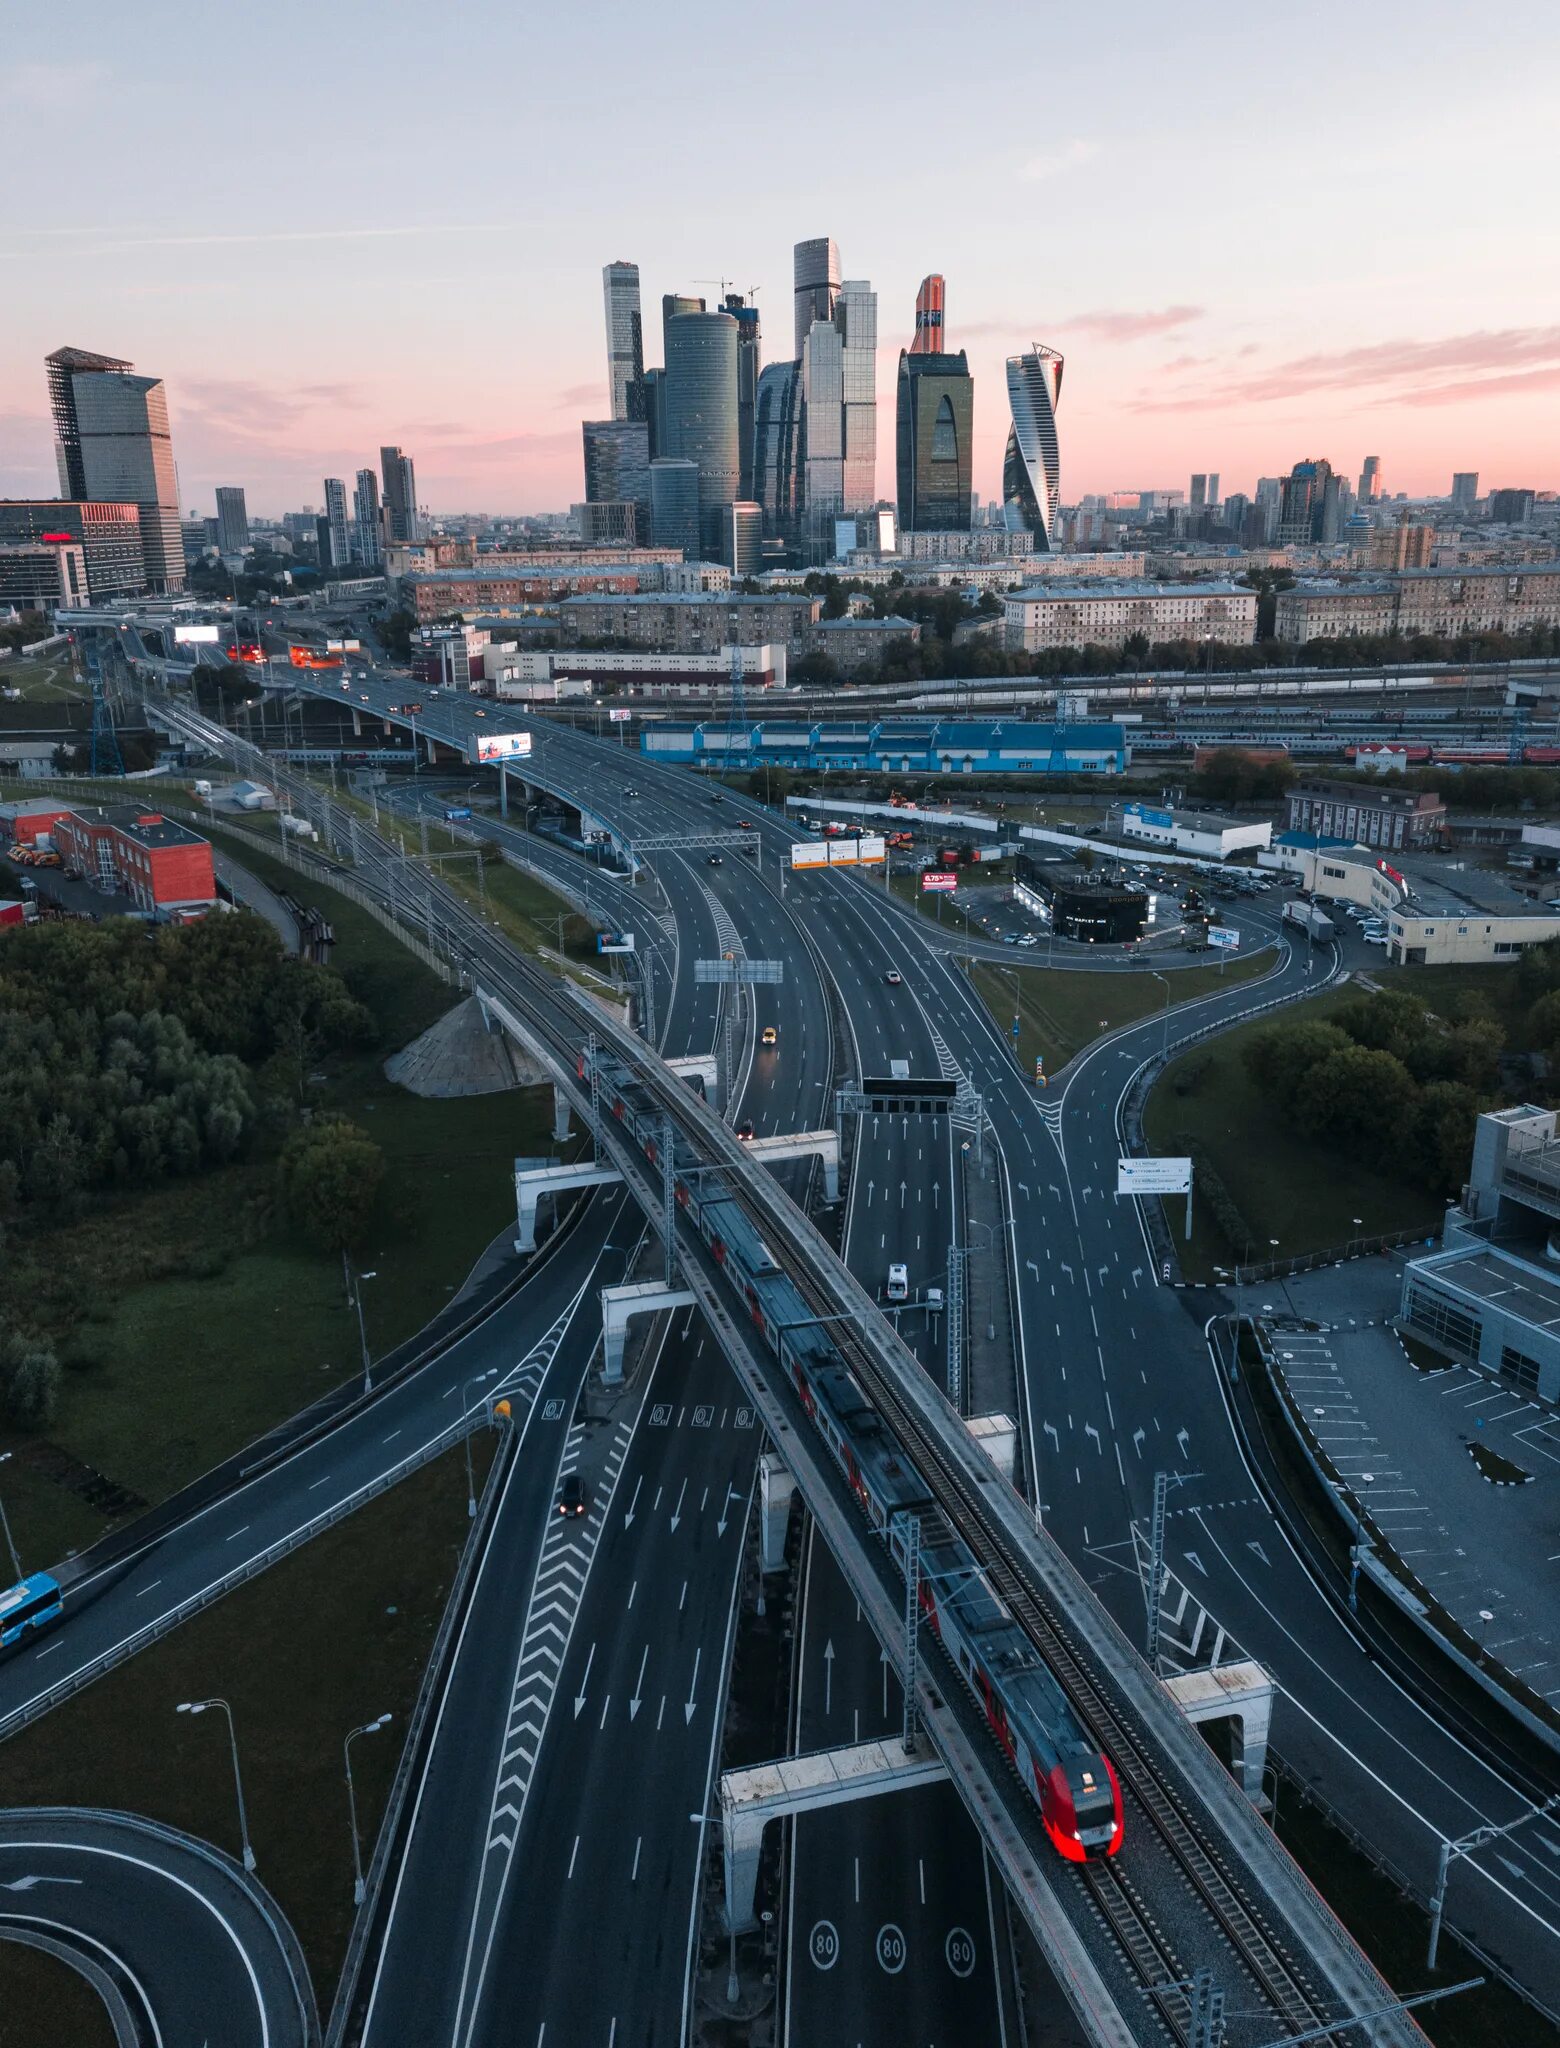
[588,245,1064,569]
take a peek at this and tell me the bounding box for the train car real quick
[920,1536,1122,1861]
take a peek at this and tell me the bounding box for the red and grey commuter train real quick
[581,1046,1125,1863]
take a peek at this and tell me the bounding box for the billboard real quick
[1207,925,1241,950]
[325,639,363,653]
[470,731,534,763]
[608,707,632,723]
[1117,1157,1193,1196]
[790,841,830,869]
[1124,801,1175,831]
[922,871,958,893]
[173,624,221,646]
[596,932,636,954]
[830,834,885,866]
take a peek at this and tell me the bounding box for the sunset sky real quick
[5,0,1558,519]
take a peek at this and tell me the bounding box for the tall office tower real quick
[649,458,700,558]
[1278,457,1336,544]
[582,419,652,538]
[1003,344,1064,551]
[1222,491,1250,535]
[1451,471,1480,510]
[353,468,382,566]
[753,360,803,551]
[802,316,844,540]
[793,237,841,357]
[895,350,973,531]
[663,310,740,559]
[45,345,132,496]
[1207,472,1220,507]
[836,280,877,512]
[1190,473,1208,510]
[53,355,185,592]
[721,502,762,577]
[1490,488,1536,526]
[323,477,351,569]
[602,261,645,422]
[215,487,249,555]
[909,274,946,354]
[380,445,420,543]
[662,293,704,361]
[723,293,762,501]
[1359,455,1382,503]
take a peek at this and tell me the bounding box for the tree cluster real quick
[1242,991,1502,1194]
[1187,748,1296,805]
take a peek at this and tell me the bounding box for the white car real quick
[886,1263,909,1303]
[1363,930,1389,946]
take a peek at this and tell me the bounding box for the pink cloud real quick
[1063,305,1204,341]
[1131,323,1560,412]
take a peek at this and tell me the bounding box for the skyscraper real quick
[896,350,973,532]
[56,358,185,592]
[1190,474,1208,509]
[353,468,382,566]
[602,261,645,423]
[323,478,351,569]
[649,459,700,558]
[662,294,704,361]
[793,237,841,357]
[1358,455,1382,503]
[380,446,420,544]
[1207,472,1220,507]
[1003,344,1064,552]
[753,360,803,551]
[1278,458,1337,544]
[724,293,762,502]
[1451,471,1480,510]
[663,311,740,559]
[802,316,844,539]
[909,275,946,355]
[582,419,652,538]
[836,280,877,513]
[215,487,249,555]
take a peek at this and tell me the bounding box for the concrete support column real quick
[720,1799,767,1934]
[601,1281,695,1386]
[1161,1662,1273,1806]
[759,1452,795,1572]
[552,1084,572,1144]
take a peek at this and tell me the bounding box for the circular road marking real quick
[945,1926,977,1978]
[876,1923,908,1975]
[808,1919,839,1971]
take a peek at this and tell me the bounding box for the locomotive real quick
[580,1046,1125,1863]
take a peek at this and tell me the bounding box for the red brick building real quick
[51,805,216,915]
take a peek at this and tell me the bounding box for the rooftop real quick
[1008,579,1254,602]
[558,592,816,607]
[70,804,207,850]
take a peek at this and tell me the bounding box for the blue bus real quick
[0,1573,62,1650]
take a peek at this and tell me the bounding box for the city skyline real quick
[4,0,1557,517]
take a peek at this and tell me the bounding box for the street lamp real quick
[463,1369,499,1518]
[1146,968,1173,1056]
[344,1712,393,1906]
[348,1265,379,1395]
[175,1699,255,1873]
[0,1452,25,1583]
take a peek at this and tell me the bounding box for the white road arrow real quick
[669,1479,687,1533]
[629,1644,648,1720]
[866,1180,876,1205]
[824,1639,835,1714]
[899,1181,907,1208]
[573,1641,596,1719]
[684,1647,701,1726]
[623,1475,643,1528]
[0,1876,82,1891]
[716,1484,740,1538]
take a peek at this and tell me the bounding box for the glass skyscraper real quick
[793,237,841,358]
[602,261,645,422]
[323,477,351,569]
[649,459,700,559]
[66,367,185,592]
[215,486,249,555]
[896,352,973,532]
[380,446,420,544]
[663,311,740,560]
[836,279,877,513]
[1003,344,1064,552]
[754,361,803,550]
[353,469,382,566]
[582,419,652,538]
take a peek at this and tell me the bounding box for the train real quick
[580,1045,1125,1864]
[1340,741,1560,767]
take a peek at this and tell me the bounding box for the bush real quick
[279,1116,385,1252]
[0,1332,61,1431]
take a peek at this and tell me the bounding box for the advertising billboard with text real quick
[608,707,632,723]
[922,871,958,893]
[596,932,636,954]
[173,625,221,645]
[470,731,534,763]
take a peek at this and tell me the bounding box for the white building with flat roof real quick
[1004,580,1257,653]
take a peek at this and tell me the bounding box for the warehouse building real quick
[639,717,1128,776]
[5,801,215,915]
[1111,800,1272,860]
[1400,1106,1560,1400]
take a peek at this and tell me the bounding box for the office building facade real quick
[1359,455,1382,503]
[323,478,351,569]
[663,311,740,559]
[582,419,652,541]
[724,293,762,502]
[721,502,762,578]
[353,469,382,566]
[1003,344,1064,552]
[1490,489,1537,526]
[649,458,701,559]
[602,260,645,423]
[380,445,420,544]
[1278,458,1340,544]
[837,279,877,514]
[0,500,145,600]
[793,237,841,357]
[215,487,249,555]
[0,539,89,611]
[1451,472,1480,510]
[895,351,973,532]
[48,351,184,592]
[46,346,132,497]
[753,361,803,552]
[910,274,945,354]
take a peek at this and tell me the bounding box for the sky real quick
[5,0,1559,520]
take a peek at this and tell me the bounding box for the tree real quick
[1292,1044,1418,1151]
[1528,988,1560,1065]
[0,1331,61,1430]
[1241,1019,1352,1114]
[1410,1081,1480,1194]
[280,1117,385,1251]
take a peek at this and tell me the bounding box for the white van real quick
[886,1263,909,1303]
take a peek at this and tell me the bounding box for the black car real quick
[557,1473,588,1518]
[707,853,723,865]
[736,1119,755,1141]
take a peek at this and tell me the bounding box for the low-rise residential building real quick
[1287,777,1446,850]
[809,616,923,674]
[402,567,648,621]
[558,592,821,653]
[1276,561,1560,641]
[1003,579,1257,653]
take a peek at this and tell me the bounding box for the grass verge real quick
[0,1942,114,2048]
[0,834,561,1561]
[969,949,1274,1077]
[1142,988,1444,1277]
[0,1440,489,2027]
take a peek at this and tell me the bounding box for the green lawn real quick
[970,949,1275,1077]
[1143,987,1445,1276]
[0,1440,489,2022]
[0,647,86,703]
[0,839,564,1565]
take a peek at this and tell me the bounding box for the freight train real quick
[581,1045,1125,1863]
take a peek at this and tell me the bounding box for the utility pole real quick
[1428,1795,1560,1969]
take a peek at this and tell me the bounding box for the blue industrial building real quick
[639,717,1128,776]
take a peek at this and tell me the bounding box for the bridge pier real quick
[717,1740,947,1931]
[551,1084,572,1143]
[742,1128,840,1201]
[758,1452,795,1571]
[666,1053,719,1102]
[601,1280,695,1385]
[1161,1661,1274,1804]
[514,1160,623,1252]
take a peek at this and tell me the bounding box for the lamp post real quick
[463,1369,499,1518]
[175,1699,255,1873]
[1146,968,1173,1057]
[0,1453,24,1583]
[344,1712,393,1905]
[347,1264,379,1395]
